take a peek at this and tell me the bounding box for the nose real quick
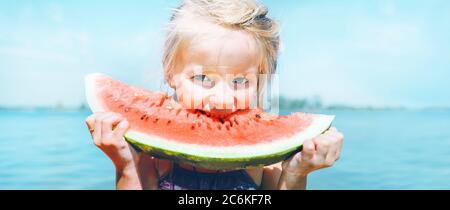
[209,82,236,111]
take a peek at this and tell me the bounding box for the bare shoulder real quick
[137,154,172,189]
[154,158,172,178]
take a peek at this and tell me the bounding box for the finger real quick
[326,127,337,133]
[300,139,315,161]
[114,120,130,138]
[87,113,104,130]
[325,141,339,166]
[315,135,331,157]
[327,129,343,141]
[93,113,107,144]
[101,114,122,139]
[325,130,344,161]
[334,132,344,160]
[335,145,342,161]
[85,115,95,134]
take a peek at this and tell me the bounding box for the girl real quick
[85,0,344,190]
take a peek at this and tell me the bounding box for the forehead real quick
[180,22,260,74]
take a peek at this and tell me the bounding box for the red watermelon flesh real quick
[85,73,334,170]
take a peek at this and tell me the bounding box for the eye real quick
[232,76,249,89]
[193,74,208,82]
[192,74,214,88]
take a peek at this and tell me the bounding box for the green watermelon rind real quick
[123,115,334,170]
[126,136,301,170]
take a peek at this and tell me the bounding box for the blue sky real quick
[0,0,449,108]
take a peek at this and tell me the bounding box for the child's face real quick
[170,23,260,118]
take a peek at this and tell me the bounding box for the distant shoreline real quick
[1,96,449,112]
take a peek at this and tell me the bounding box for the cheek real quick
[175,78,208,109]
[234,87,258,109]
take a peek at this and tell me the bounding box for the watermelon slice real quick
[85,73,334,170]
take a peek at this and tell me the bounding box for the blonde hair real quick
[162,0,280,86]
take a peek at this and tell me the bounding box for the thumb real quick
[300,139,315,161]
[113,120,130,138]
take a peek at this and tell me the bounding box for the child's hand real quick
[85,112,140,172]
[282,127,344,177]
